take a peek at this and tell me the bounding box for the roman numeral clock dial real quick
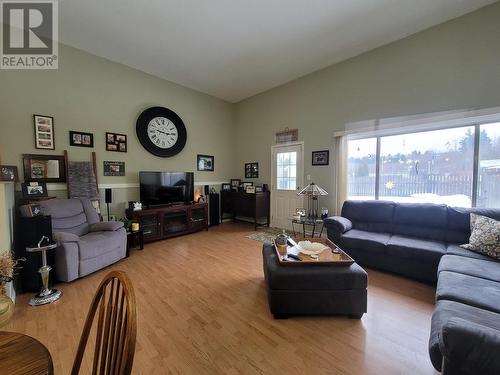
[136,107,187,157]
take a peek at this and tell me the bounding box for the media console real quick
[126,203,208,243]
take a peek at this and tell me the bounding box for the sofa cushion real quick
[438,255,500,283]
[78,230,124,260]
[447,207,500,243]
[446,244,494,261]
[436,271,500,314]
[341,200,395,233]
[339,230,391,255]
[392,203,448,241]
[386,235,446,263]
[429,300,500,371]
[461,214,500,260]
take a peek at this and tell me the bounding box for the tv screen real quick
[139,172,194,207]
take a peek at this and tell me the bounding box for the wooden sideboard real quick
[221,191,270,229]
[126,203,208,243]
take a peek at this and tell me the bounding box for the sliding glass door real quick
[347,122,500,208]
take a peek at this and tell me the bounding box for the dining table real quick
[0,331,53,374]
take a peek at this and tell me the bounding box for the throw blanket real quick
[68,161,99,200]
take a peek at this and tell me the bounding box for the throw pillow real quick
[461,213,500,260]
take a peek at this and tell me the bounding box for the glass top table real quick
[290,216,324,238]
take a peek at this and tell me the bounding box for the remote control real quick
[286,253,302,261]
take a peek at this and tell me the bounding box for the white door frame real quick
[270,141,304,228]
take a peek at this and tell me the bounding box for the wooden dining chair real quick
[71,271,137,375]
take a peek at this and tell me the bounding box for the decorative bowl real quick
[297,241,328,255]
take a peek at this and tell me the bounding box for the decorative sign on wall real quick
[275,127,298,144]
[245,162,259,178]
[103,161,125,176]
[106,132,127,152]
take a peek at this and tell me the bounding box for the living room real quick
[0,1,499,374]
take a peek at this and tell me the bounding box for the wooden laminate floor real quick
[5,223,438,374]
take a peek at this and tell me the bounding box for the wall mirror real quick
[23,154,66,183]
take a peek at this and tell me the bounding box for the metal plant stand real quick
[26,242,62,306]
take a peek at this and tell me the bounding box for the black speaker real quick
[15,215,54,292]
[209,193,220,226]
[204,185,210,196]
[105,188,112,204]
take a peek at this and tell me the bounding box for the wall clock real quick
[136,106,187,157]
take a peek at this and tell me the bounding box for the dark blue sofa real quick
[325,200,500,374]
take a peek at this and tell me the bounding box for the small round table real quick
[26,243,62,306]
[0,331,53,374]
[290,217,325,238]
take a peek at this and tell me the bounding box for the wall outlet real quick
[307,174,311,181]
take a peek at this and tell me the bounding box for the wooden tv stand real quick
[126,203,208,243]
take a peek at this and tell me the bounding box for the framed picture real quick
[221,183,231,191]
[245,185,256,194]
[245,162,259,178]
[255,186,263,193]
[242,182,253,190]
[21,182,48,198]
[197,154,214,172]
[106,132,127,152]
[70,131,94,147]
[230,179,240,190]
[312,150,329,166]
[34,115,55,150]
[19,203,42,217]
[23,154,66,183]
[103,161,125,176]
[0,165,18,182]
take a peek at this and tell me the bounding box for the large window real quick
[347,123,500,207]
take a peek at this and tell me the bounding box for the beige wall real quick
[0,44,235,216]
[234,2,500,214]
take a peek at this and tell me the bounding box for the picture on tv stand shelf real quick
[139,171,194,207]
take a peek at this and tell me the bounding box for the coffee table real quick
[290,217,324,238]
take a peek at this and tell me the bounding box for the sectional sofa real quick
[325,200,500,374]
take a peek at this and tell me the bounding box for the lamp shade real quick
[297,182,328,196]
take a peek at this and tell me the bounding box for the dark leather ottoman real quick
[263,243,368,319]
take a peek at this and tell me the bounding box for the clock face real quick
[147,117,179,149]
[136,107,187,157]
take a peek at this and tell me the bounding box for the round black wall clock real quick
[136,106,187,157]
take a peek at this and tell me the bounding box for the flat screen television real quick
[139,171,194,207]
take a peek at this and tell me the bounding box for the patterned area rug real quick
[245,227,293,243]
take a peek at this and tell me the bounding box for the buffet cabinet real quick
[221,191,270,229]
[126,203,208,243]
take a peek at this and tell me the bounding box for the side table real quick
[126,230,144,257]
[290,217,325,238]
[25,242,62,306]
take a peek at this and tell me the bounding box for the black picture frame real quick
[33,114,55,150]
[106,132,127,152]
[23,154,66,183]
[241,181,253,190]
[230,179,241,190]
[70,131,94,147]
[312,150,329,166]
[103,161,125,176]
[245,162,259,178]
[0,165,19,182]
[197,154,214,171]
[221,183,231,191]
[21,182,48,198]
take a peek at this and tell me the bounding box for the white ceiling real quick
[59,0,496,103]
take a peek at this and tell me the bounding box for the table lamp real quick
[297,182,328,218]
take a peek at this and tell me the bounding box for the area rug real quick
[245,227,293,243]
